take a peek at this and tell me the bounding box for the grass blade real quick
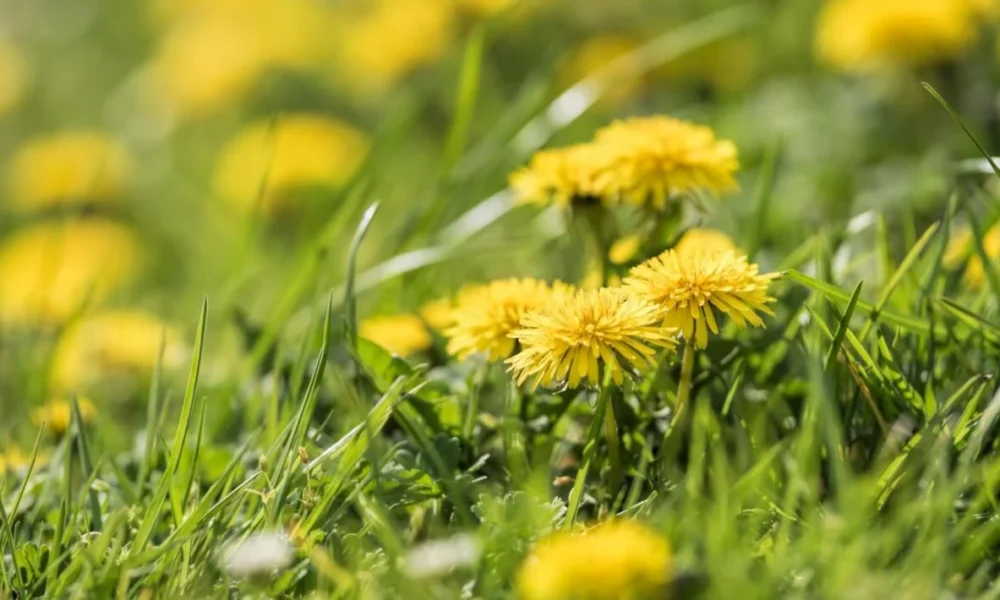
[345,202,380,351]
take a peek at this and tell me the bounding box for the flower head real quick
[0,38,27,117]
[446,278,565,361]
[625,249,778,348]
[360,314,433,356]
[0,220,141,326]
[214,113,368,215]
[673,227,738,256]
[49,311,185,393]
[517,520,673,600]
[5,131,132,212]
[507,287,676,389]
[591,116,739,209]
[944,224,1000,289]
[816,0,980,72]
[32,397,97,437]
[510,145,606,207]
[419,298,455,331]
[609,234,642,265]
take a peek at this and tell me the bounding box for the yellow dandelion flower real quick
[146,0,335,118]
[509,144,607,207]
[454,0,517,17]
[214,114,369,215]
[0,38,27,117]
[507,287,676,389]
[446,278,563,361]
[591,116,739,209]
[516,519,673,600]
[609,234,642,265]
[5,131,132,212]
[335,0,454,93]
[944,224,1000,288]
[816,0,980,72]
[0,446,49,473]
[625,249,778,349]
[673,227,738,256]
[0,220,141,326]
[49,311,185,393]
[32,397,97,437]
[419,298,455,331]
[559,35,642,105]
[360,314,433,357]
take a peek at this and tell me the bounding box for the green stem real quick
[564,382,611,529]
[604,393,622,494]
[659,342,696,465]
[675,341,696,412]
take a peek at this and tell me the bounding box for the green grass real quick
[3,1,1000,598]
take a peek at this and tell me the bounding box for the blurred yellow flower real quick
[5,131,132,212]
[32,397,97,437]
[673,227,738,256]
[0,220,141,326]
[360,314,433,357]
[816,0,980,72]
[49,311,184,393]
[944,224,1000,288]
[625,248,778,349]
[517,519,673,600]
[0,446,49,473]
[419,298,455,331]
[446,278,565,361]
[453,0,516,17]
[336,0,454,92]
[0,38,27,117]
[510,145,606,207]
[508,287,676,389]
[214,114,369,215]
[591,116,739,209]
[609,234,642,265]
[559,35,642,105]
[147,0,334,117]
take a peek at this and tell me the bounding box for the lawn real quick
[1,0,1000,598]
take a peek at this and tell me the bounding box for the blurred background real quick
[0,0,997,451]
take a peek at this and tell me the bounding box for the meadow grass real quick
[2,2,1000,599]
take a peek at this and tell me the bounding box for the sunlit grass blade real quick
[923,83,1000,182]
[825,281,863,372]
[129,298,208,558]
[72,396,102,531]
[345,202,380,351]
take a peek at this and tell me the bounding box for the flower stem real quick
[675,341,696,413]
[603,393,622,494]
[564,381,611,530]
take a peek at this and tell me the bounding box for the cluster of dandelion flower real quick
[510,116,738,211]
[943,224,1000,289]
[516,519,673,600]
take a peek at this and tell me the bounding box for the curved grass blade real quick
[129,298,208,558]
[345,202,380,351]
[923,83,1000,183]
[826,281,863,372]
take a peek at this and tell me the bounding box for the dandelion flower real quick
[0,220,141,326]
[0,447,29,473]
[360,314,433,357]
[609,234,642,265]
[32,397,98,437]
[5,131,132,212]
[507,287,676,389]
[419,298,455,331]
[446,278,564,361]
[944,224,1000,289]
[49,311,185,393]
[517,520,673,600]
[591,116,739,209]
[146,0,335,118]
[214,114,368,215]
[0,38,27,117]
[335,0,454,93]
[509,145,606,207]
[559,35,643,105]
[673,227,738,256]
[816,0,980,72]
[625,249,778,349]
